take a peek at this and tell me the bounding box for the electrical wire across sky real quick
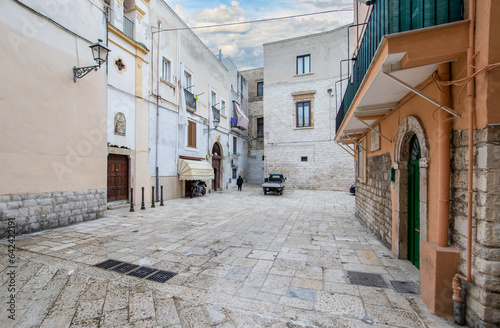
[151,8,354,34]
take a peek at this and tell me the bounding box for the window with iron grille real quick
[297,55,310,75]
[257,118,264,138]
[296,101,311,127]
[187,121,196,148]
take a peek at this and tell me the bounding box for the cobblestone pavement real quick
[1,185,457,327]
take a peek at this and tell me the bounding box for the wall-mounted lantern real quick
[73,39,110,82]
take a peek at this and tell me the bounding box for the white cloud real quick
[175,1,353,69]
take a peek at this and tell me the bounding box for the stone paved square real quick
[0,185,456,327]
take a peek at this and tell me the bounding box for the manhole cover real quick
[94,259,123,270]
[127,266,157,278]
[347,271,388,288]
[112,263,139,274]
[146,270,177,283]
[391,281,420,294]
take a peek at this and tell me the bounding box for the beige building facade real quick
[263,27,354,191]
[0,0,109,238]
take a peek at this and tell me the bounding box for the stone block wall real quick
[355,153,393,247]
[0,189,107,239]
[265,141,353,191]
[450,126,500,328]
[242,68,265,184]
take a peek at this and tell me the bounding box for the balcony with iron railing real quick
[123,16,134,39]
[336,0,464,133]
[184,89,197,110]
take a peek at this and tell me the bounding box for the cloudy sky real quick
[166,0,354,70]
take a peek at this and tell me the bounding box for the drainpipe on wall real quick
[453,0,475,325]
[155,21,161,202]
[437,62,452,248]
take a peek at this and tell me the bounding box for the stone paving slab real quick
[0,185,458,327]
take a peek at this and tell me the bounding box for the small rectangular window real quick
[257,118,264,138]
[162,58,170,81]
[187,121,196,148]
[232,169,237,179]
[221,100,226,116]
[257,82,263,97]
[233,136,237,153]
[296,101,311,127]
[297,55,311,75]
[301,156,308,162]
[211,91,217,107]
[184,71,192,90]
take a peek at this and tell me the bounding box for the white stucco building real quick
[105,0,249,204]
[263,26,354,191]
[222,56,249,187]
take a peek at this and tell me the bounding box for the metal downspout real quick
[437,62,452,248]
[155,21,161,202]
[453,0,475,325]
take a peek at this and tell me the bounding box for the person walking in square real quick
[236,175,243,191]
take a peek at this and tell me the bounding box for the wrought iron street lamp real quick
[73,39,110,82]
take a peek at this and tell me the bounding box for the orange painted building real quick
[336,1,499,326]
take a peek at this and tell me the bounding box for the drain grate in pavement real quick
[347,271,388,288]
[111,263,140,274]
[390,281,421,294]
[127,266,157,278]
[94,259,123,270]
[146,270,177,283]
[93,259,177,283]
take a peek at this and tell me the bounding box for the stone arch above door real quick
[211,141,223,191]
[393,116,429,261]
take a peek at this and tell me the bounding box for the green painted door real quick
[408,135,421,269]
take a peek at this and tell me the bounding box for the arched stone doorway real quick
[212,142,222,191]
[394,116,429,268]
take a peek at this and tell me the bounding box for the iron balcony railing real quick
[336,0,464,133]
[123,16,134,39]
[231,117,238,128]
[184,89,197,110]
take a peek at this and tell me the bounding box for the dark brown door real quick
[107,154,129,202]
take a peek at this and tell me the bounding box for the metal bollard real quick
[129,187,135,212]
[160,186,164,206]
[141,187,146,210]
[151,186,155,208]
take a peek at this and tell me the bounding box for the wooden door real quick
[408,135,421,269]
[107,154,129,202]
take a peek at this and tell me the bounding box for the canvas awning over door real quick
[178,159,214,180]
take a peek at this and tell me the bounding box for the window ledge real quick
[294,72,314,77]
[294,126,314,130]
[160,78,175,89]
